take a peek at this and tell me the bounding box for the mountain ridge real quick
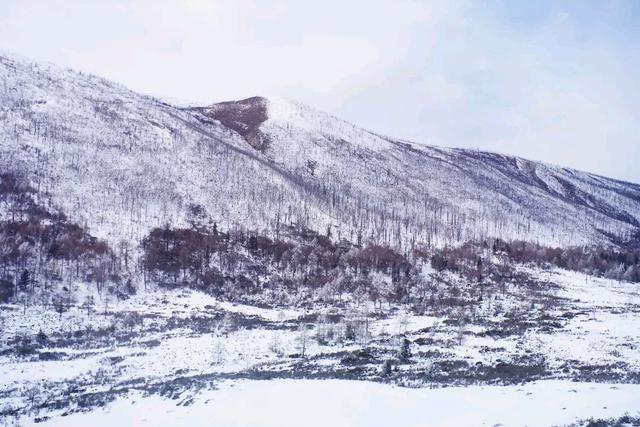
[1,52,639,251]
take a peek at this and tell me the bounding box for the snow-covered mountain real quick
[1,52,639,250]
[4,53,640,427]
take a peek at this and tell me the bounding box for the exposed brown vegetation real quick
[195,96,272,151]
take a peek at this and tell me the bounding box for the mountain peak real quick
[198,96,271,150]
[198,95,392,154]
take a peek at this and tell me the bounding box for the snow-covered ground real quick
[28,379,640,427]
[1,267,640,425]
[0,267,640,425]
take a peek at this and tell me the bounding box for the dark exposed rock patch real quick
[194,96,272,151]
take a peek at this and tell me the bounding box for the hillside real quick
[1,53,639,254]
[2,53,640,426]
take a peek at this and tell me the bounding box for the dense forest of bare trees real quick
[2,167,639,315]
[3,53,640,264]
[2,54,640,315]
[0,173,115,306]
[428,239,640,283]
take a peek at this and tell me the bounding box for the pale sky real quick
[1,0,638,183]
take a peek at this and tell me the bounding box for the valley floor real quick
[1,267,639,426]
[24,379,640,427]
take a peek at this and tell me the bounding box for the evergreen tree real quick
[17,269,29,293]
[399,337,411,362]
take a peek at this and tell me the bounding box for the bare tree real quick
[296,324,309,357]
[82,295,95,317]
[52,295,66,320]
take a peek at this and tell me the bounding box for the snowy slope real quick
[0,53,336,247]
[2,52,639,250]
[200,95,640,248]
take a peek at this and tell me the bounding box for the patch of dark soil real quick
[398,353,550,386]
[573,362,640,383]
[340,348,379,366]
[240,364,378,382]
[139,339,162,348]
[568,414,640,427]
[144,375,218,400]
[475,314,566,338]
[38,351,66,361]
